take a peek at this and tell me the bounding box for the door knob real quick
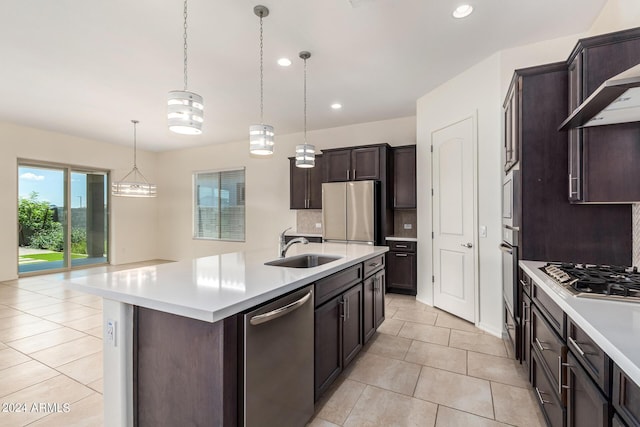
[461,243,473,248]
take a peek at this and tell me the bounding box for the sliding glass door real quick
[18,162,109,274]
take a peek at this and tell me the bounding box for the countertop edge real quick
[520,260,640,386]
[66,245,389,324]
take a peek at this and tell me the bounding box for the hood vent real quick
[559,63,640,130]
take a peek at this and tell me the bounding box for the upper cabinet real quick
[504,76,520,173]
[392,145,416,208]
[323,146,382,182]
[565,27,640,203]
[289,155,324,209]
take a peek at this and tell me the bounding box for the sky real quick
[18,166,106,208]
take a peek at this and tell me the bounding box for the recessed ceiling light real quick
[452,5,473,18]
[331,103,342,110]
[277,58,292,67]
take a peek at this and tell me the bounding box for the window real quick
[194,168,245,241]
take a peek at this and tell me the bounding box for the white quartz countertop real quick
[65,243,388,324]
[520,260,640,385]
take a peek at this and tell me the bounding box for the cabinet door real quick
[503,77,520,172]
[373,270,385,329]
[532,350,565,427]
[567,53,583,201]
[290,158,308,209]
[393,146,416,208]
[314,296,343,400]
[566,352,610,427]
[324,150,352,182]
[363,275,375,344]
[342,284,363,368]
[308,155,324,209]
[613,364,640,427]
[351,147,380,180]
[386,252,416,294]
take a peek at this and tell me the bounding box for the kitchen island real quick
[65,242,388,427]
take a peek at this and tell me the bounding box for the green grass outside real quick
[20,253,87,262]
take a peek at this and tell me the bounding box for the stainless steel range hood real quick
[559,63,640,130]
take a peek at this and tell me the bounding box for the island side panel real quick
[134,307,238,427]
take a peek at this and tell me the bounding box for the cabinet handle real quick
[522,301,529,324]
[567,336,591,357]
[395,253,408,257]
[353,169,356,179]
[369,262,382,268]
[346,296,350,320]
[558,356,564,396]
[396,244,408,248]
[338,300,345,320]
[347,169,350,180]
[535,387,550,405]
[535,338,549,352]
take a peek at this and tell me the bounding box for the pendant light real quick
[249,5,275,155]
[112,120,157,197]
[296,51,315,168]
[167,0,204,135]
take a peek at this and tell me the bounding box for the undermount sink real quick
[265,254,342,268]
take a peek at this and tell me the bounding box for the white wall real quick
[416,54,503,335]
[0,121,158,282]
[155,116,416,261]
[415,0,638,335]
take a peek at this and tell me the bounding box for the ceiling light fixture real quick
[277,58,292,67]
[331,103,343,110]
[112,120,157,198]
[168,0,204,135]
[296,51,315,168]
[452,4,473,18]
[249,5,275,155]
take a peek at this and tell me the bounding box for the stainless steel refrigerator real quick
[322,181,379,244]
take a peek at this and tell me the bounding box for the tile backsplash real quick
[296,210,323,234]
[392,209,417,238]
[634,204,640,267]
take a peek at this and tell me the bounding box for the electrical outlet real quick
[315,223,322,229]
[403,223,413,230]
[106,319,117,347]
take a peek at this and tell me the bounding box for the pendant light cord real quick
[259,12,264,124]
[183,0,188,91]
[132,120,139,169]
[303,56,307,144]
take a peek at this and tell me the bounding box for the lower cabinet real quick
[314,283,363,400]
[386,240,417,295]
[363,268,385,343]
[532,349,565,427]
[613,364,640,427]
[566,352,610,427]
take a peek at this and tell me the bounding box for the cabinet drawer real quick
[613,364,640,427]
[532,305,566,396]
[520,270,532,297]
[532,350,565,427]
[315,264,363,307]
[532,282,564,337]
[388,241,416,252]
[363,255,385,278]
[566,318,610,397]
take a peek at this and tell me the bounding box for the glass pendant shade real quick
[249,124,275,155]
[112,171,158,197]
[168,90,204,135]
[295,143,316,168]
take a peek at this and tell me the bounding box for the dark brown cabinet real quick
[323,146,382,182]
[503,75,520,172]
[507,62,631,266]
[566,352,610,427]
[392,145,416,208]
[613,364,640,427]
[386,240,416,295]
[363,267,385,343]
[289,155,324,209]
[532,349,566,427]
[342,284,363,367]
[565,27,640,203]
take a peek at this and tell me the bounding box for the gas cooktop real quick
[540,262,640,303]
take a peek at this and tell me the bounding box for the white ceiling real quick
[1,0,607,152]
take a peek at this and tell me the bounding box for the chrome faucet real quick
[279,227,309,258]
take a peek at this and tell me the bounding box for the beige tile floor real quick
[0,261,163,427]
[1,266,546,427]
[308,294,547,427]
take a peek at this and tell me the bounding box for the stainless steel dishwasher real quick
[243,285,314,427]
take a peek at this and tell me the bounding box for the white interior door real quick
[432,116,476,323]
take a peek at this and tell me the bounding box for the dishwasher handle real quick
[249,291,312,326]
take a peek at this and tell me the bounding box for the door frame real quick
[17,158,111,276]
[430,113,480,325]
